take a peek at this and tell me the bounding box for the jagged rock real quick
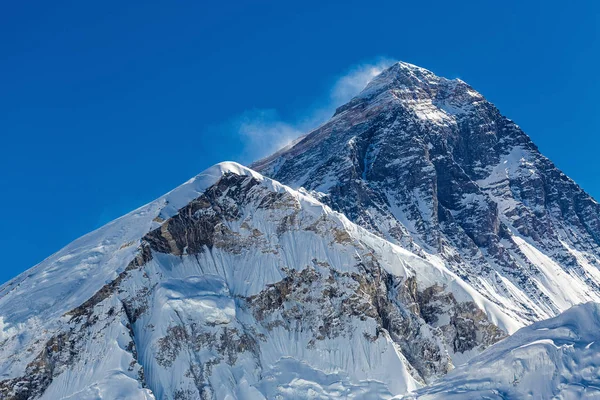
[254,61,600,324]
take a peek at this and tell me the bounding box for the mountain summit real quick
[335,61,483,117]
[254,61,600,324]
[1,62,600,399]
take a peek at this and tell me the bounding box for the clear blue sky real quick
[1,0,599,284]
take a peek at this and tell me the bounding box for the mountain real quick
[0,61,599,399]
[402,302,600,399]
[253,61,600,324]
[0,162,511,399]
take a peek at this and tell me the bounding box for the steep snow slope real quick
[254,61,600,325]
[0,162,513,399]
[403,302,600,399]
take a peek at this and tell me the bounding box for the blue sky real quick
[1,0,599,284]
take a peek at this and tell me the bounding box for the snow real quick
[402,302,600,399]
[354,228,522,334]
[255,358,394,399]
[58,372,155,400]
[512,235,600,310]
[560,240,600,285]
[155,276,237,325]
[356,62,481,126]
[38,295,154,400]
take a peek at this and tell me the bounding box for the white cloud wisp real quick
[227,58,396,162]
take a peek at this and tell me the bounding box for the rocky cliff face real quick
[253,61,600,324]
[0,62,599,399]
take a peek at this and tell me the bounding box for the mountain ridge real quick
[253,61,600,324]
[1,61,600,399]
[0,161,515,399]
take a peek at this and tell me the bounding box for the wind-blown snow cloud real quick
[231,58,396,162]
[234,109,305,162]
[330,59,395,105]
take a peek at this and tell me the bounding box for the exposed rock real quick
[254,61,600,324]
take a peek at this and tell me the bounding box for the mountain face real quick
[0,62,598,399]
[0,163,508,399]
[253,62,600,324]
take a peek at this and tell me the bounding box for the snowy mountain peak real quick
[189,161,258,182]
[3,61,600,399]
[0,161,271,353]
[255,60,600,327]
[362,61,449,92]
[334,61,483,120]
[0,155,513,399]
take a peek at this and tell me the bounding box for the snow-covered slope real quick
[403,302,600,399]
[0,162,513,399]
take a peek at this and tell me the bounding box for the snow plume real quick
[330,58,395,104]
[233,109,305,162]
[232,58,396,161]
